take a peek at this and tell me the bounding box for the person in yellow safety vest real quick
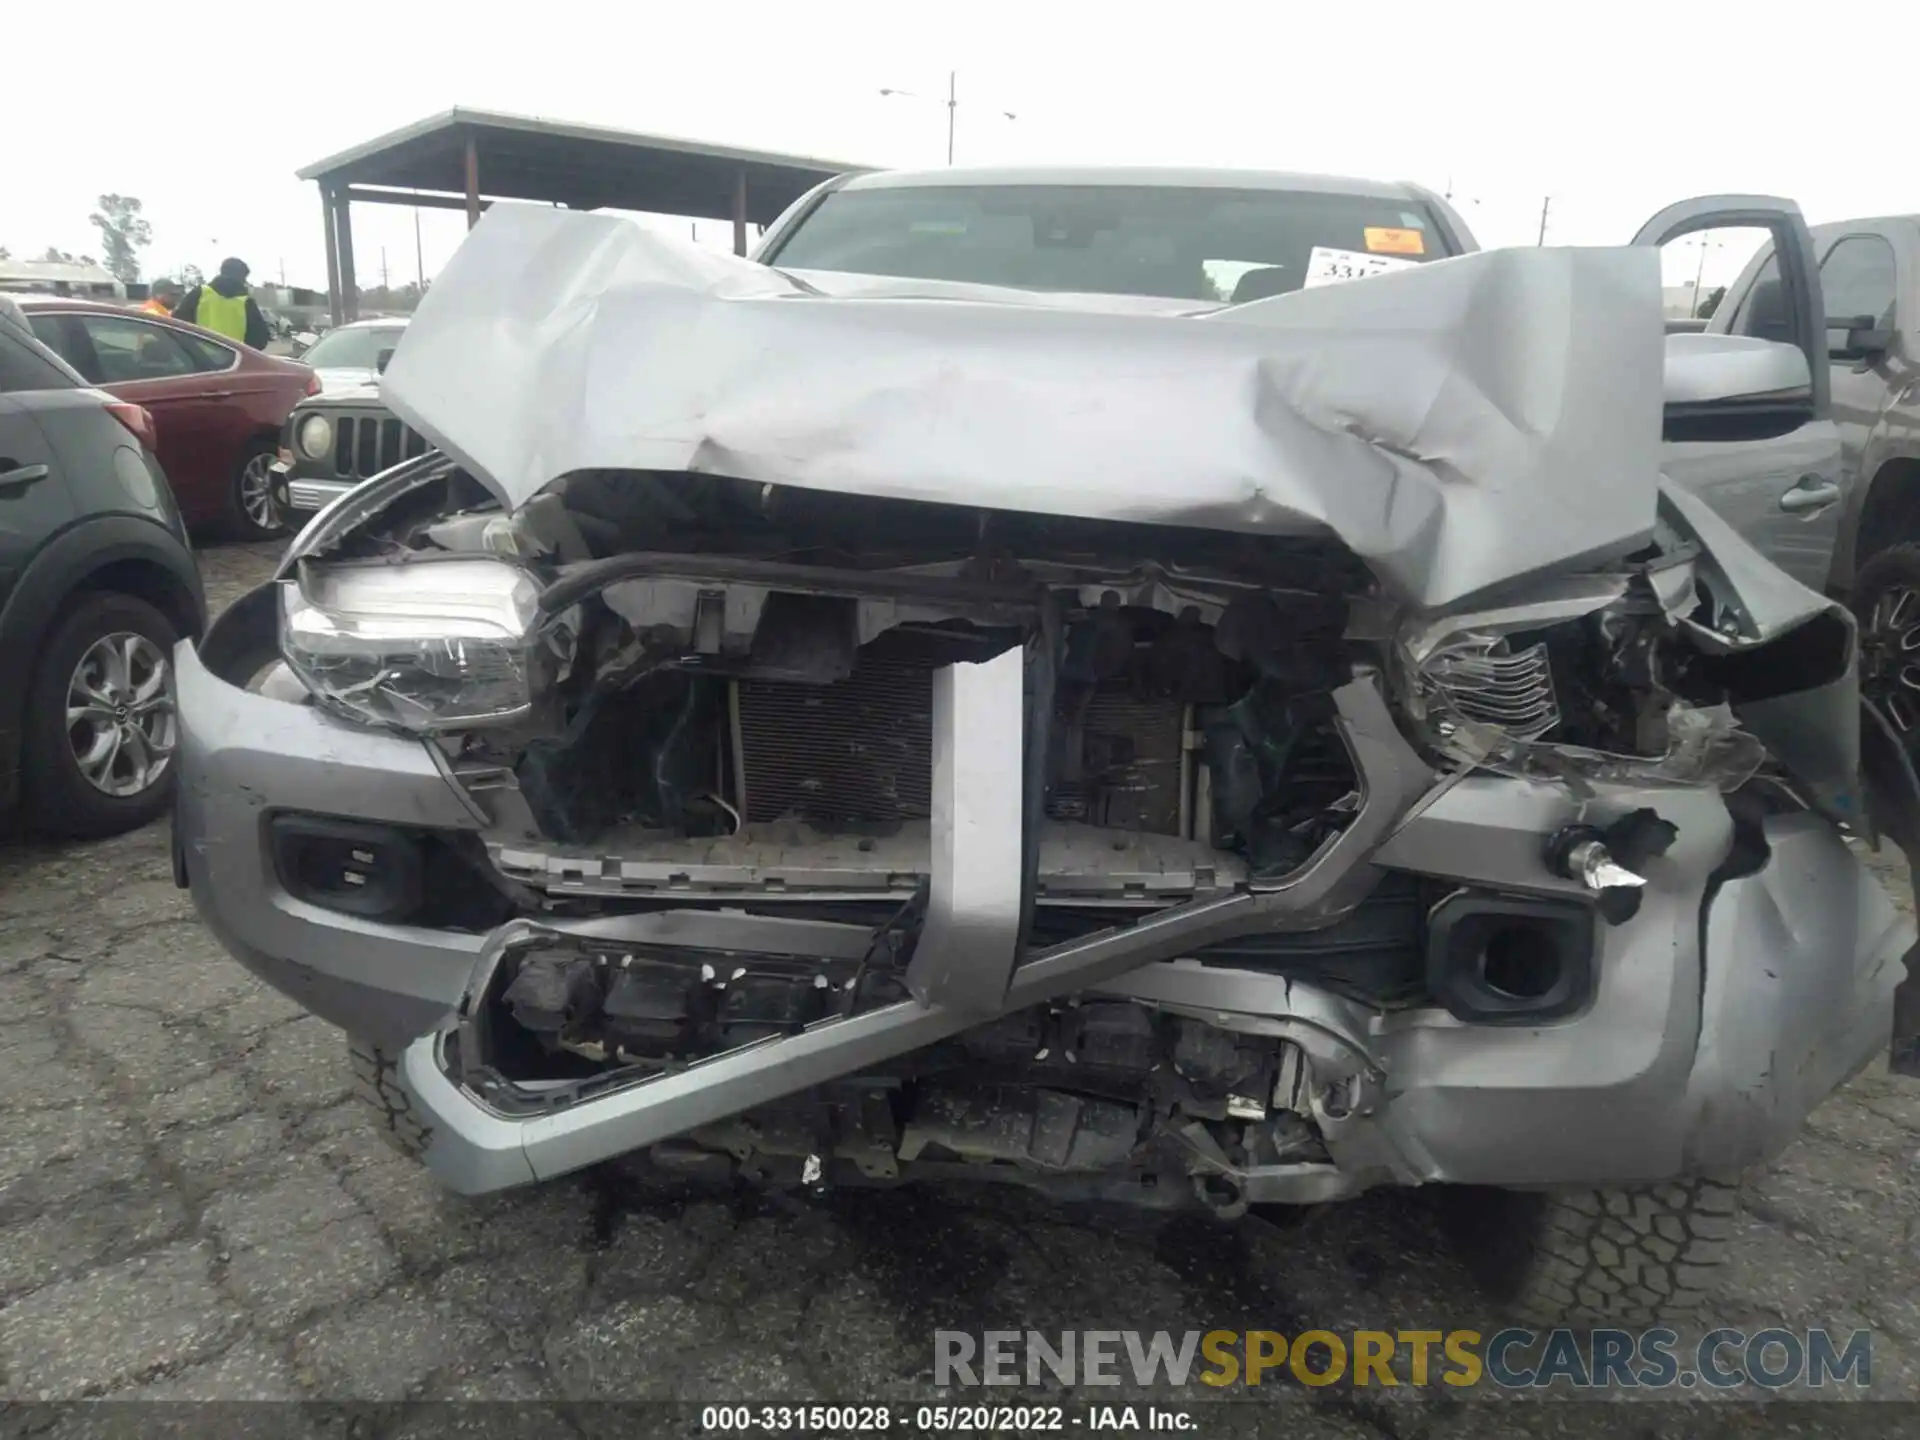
[137,278,182,317]
[171,258,271,348]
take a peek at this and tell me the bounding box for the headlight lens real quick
[296,414,333,459]
[279,559,547,731]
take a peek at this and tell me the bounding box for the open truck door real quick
[1636,196,1920,1074]
[1635,196,1846,595]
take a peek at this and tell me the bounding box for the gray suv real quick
[176,169,1917,1327]
[1709,216,1920,754]
[0,297,204,836]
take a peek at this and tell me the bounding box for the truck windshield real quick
[764,184,1450,303]
[303,326,406,369]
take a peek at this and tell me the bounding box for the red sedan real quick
[13,296,318,538]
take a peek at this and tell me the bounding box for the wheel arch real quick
[1845,455,1920,588]
[0,517,205,810]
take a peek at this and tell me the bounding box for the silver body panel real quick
[380,204,1668,611]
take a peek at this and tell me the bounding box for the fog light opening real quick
[1193,1172,1249,1221]
[1477,924,1563,1002]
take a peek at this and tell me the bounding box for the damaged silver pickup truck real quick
[176,169,1920,1326]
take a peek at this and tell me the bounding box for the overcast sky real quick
[13,0,1915,294]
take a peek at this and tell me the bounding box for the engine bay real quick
[411,471,1383,892]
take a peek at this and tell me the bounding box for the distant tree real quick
[42,246,74,263]
[89,194,153,284]
[1697,285,1727,320]
[0,246,9,261]
[356,283,425,313]
[180,263,204,289]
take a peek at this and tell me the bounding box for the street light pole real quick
[881,72,1014,166]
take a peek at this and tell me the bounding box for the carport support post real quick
[321,186,344,327]
[733,169,748,256]
[466,136,481,230]
[336,192,359,323]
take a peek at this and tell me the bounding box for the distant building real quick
[0,259,123,299]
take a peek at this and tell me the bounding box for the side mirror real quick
[1663,333,1815,442]
[1828,315,1893,362]
[376,348,395,374]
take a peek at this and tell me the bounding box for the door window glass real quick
[73,316,200,383]
[174,331,237,373]
[1729,250,1791,344]
[0,331,79,392]
[1820,235,1898,328]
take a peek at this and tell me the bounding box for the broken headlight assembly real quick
[1396,612,1766,793]
[279,558,563,732]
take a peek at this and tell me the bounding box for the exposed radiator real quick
[733,629,989,827]
[1049,690,1187,836]
[733,630,1189,835]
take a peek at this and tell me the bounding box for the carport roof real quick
[296,107,869,225]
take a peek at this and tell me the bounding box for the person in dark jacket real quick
[173,258,272,348]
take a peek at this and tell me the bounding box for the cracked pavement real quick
[0,540,1917,1435]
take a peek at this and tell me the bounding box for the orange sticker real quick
[1364,227,1426,256]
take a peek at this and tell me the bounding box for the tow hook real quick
[1545,808,1679,924]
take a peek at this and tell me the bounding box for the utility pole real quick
[1688,235,1722,318]
[278,258,286,286]
[1536,196,1553,246]
[414,209,425,290]
[380,246,389,290]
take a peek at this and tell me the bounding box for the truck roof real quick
[1811,214,1920,235]
[835,165,1433,203]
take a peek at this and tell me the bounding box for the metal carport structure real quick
[297,108,868,324]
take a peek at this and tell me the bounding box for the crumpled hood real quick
[382,203,1667,610]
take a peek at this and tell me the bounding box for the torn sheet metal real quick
[382,204,1666,610]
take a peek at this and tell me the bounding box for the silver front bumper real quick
[173,637,489,1045]
[395,790,1912,1200]
[176,615,1912,1199]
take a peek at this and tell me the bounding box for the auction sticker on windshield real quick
[1364,226,1427,255]
[1303,246,1421,288]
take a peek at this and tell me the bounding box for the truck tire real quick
[1449,1179,1739,1327]
[347,1039,430,1162]
[1854,541,1920,749]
